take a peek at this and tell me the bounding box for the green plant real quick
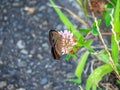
[49,0,120,89]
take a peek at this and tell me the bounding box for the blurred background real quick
[0,0,86,90]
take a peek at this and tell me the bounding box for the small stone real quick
[43,82,53,89]
[53,86,59,90]
[66,73,75,78]
[4,16,8,21]
[29,1,37,5]
[40,78,48,85]
[12,2,20,7]
[26,69,32,74]
[29,62,34,66]
[7,84,14,90]
[33,15,39,22]
[24,7,36,14]
[30,49,35,55]
[18,60,27,67]
[0,81,7,89]
[20,49,28,55]
[42,21,48,26]
[38,24,42,28]
[33,82,38,87]
[16,88,26,90]
[42,43,49,49]
[56,24,62,30]
[0,60,3,65]
[37,54,43,60]
[28,54,32,58]
[38,6,46,11]
[0,40,3,46]
[17,40,25,49]
[3,9,7,13]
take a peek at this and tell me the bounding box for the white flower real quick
[59,30,77,54]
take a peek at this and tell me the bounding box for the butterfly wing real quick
[51,47,60,60]
[54,37,62,56]
[49,30,58,46]
[49,30,62,60]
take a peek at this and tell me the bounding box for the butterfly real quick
[49,30,63,60]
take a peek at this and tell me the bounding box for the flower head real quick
[59,30,77,54]
[90,0,106,14]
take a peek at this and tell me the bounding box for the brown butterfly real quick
[49,30,63,60]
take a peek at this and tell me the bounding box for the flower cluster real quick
[90,0,106,14]
[59,30,77,54]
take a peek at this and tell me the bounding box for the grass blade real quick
[111,0,120,63]
[49,0,83,40]
[86,64,113,90]
[75,51,89,78]
[65,51,89,84]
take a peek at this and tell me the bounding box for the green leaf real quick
[86,64,113,90]
[65,53,77,61]
[65,51,89,84]
[102,10,112,26]
[83,40,94,52]
[78,28,92,34]
[75,51,89,78]
[111,0,120,63]
[111,0,117,4]
[116,80,120,85]
[106,4,113,8]
[83,40,92,47]
[94,50,110,63]
[116,63,120,74]
[65,54,71,61]
[92,19,101,35]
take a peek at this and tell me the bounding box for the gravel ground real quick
[0,0,86,90]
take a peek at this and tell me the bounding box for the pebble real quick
[18,60,27,67]
[12,2,20,7]
[29,62,34,66]
[38,6,46,11]
[40,78,48,85]
[53,86,59,90]
[20,49,28,55]
[24,7,36,14]
[0,40,3,46]
[16,88,26,90]
[33,15,39,22]
[26,69,32,74]
[37,54,43,60]
[66,73,75,78]
[56,24,62,30]
[42,21,48,26]
[7,84,14,90]
[17,40,25,49]
[42,43,49,49]
[4,16,8,21]
[29,1,37,5]
[33,82,38,87]
[0,81,7,89]
[43,82,53,90]
[3,9,7,13]
[0,60,3,65]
